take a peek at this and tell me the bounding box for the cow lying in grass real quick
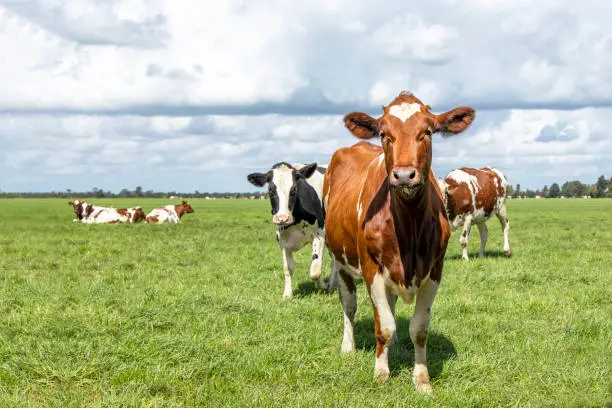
[145,200,194,224]
[68,200,146,224]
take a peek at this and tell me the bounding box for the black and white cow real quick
[247,162,335,298]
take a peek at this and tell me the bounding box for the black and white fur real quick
[247,162,335,298]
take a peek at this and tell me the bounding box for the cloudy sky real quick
[1,0,611,193]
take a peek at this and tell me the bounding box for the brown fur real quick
[444,167,504,222]
[174,200,194,219]
[131,208,146,223]
[325,91,475,382]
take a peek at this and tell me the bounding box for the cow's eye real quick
[425,129,432,136]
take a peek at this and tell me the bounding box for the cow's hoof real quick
[413,367,433,395]
[309,263,322,281]
[373,370,390,383]
[341,342,355,353]
[504,249,513,257]
[415,382,434,395]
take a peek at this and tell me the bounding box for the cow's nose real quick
[273,214,292,225]
[390,167,422,188]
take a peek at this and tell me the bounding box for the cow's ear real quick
[435,106,475,135]
[247,172,270,187]
[344,112,379,139]
[298,163,317,179]
[68,201,74,206]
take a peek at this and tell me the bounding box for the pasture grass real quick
[0,198,610,407]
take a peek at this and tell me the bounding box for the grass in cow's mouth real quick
[0,198,609,406]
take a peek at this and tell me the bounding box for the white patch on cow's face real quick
[271,165,294,219]
[388,103,422,123]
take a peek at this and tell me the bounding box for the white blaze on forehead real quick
[271,165,294,216]
[388,103,422,123]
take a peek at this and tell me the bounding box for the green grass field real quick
[0,198,610,407]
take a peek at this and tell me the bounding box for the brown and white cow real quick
[324,92,475,393]
[437,167,511,260]
[69,200,146,224]
[145,201,194,224]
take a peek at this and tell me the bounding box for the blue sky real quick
[1,0,611,192]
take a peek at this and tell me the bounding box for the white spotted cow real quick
[68,200,146,224]
[145,201,194,224]
[247,162,334,298]
[438,167,512,260]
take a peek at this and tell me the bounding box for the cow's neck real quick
[174,205,185,218]
[389,182,429,221]
[388,181,432,285]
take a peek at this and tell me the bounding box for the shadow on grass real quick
[295,277,364,298]
[446,250,512,261]
[354,317,457,379]
[296,281,318,297]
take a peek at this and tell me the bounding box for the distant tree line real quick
[1,175,610,199]
[0,186,268,200]
[506,175,612,199]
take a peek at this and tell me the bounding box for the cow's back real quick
[444,167,507,228]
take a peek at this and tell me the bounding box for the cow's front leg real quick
[410,277,439,395]
[309,229,326,290]
[367,269,396,382]
[281,247,295,298]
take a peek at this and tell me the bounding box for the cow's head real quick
[344,92,475,199]
[69,200,90,220]
[247,162,318,226]
[181,200,194,214]
[129,207,146,223]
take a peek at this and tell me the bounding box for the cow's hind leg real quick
[337,264,357,353]
[369,272,396,382]
[281,248,295,298]
[477,222,488,258]
[410,277,439,395]
[326,258,339,292]
[460,215,473,261]
[496,205,512,257]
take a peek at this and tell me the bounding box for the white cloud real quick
[0,0,610,191]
